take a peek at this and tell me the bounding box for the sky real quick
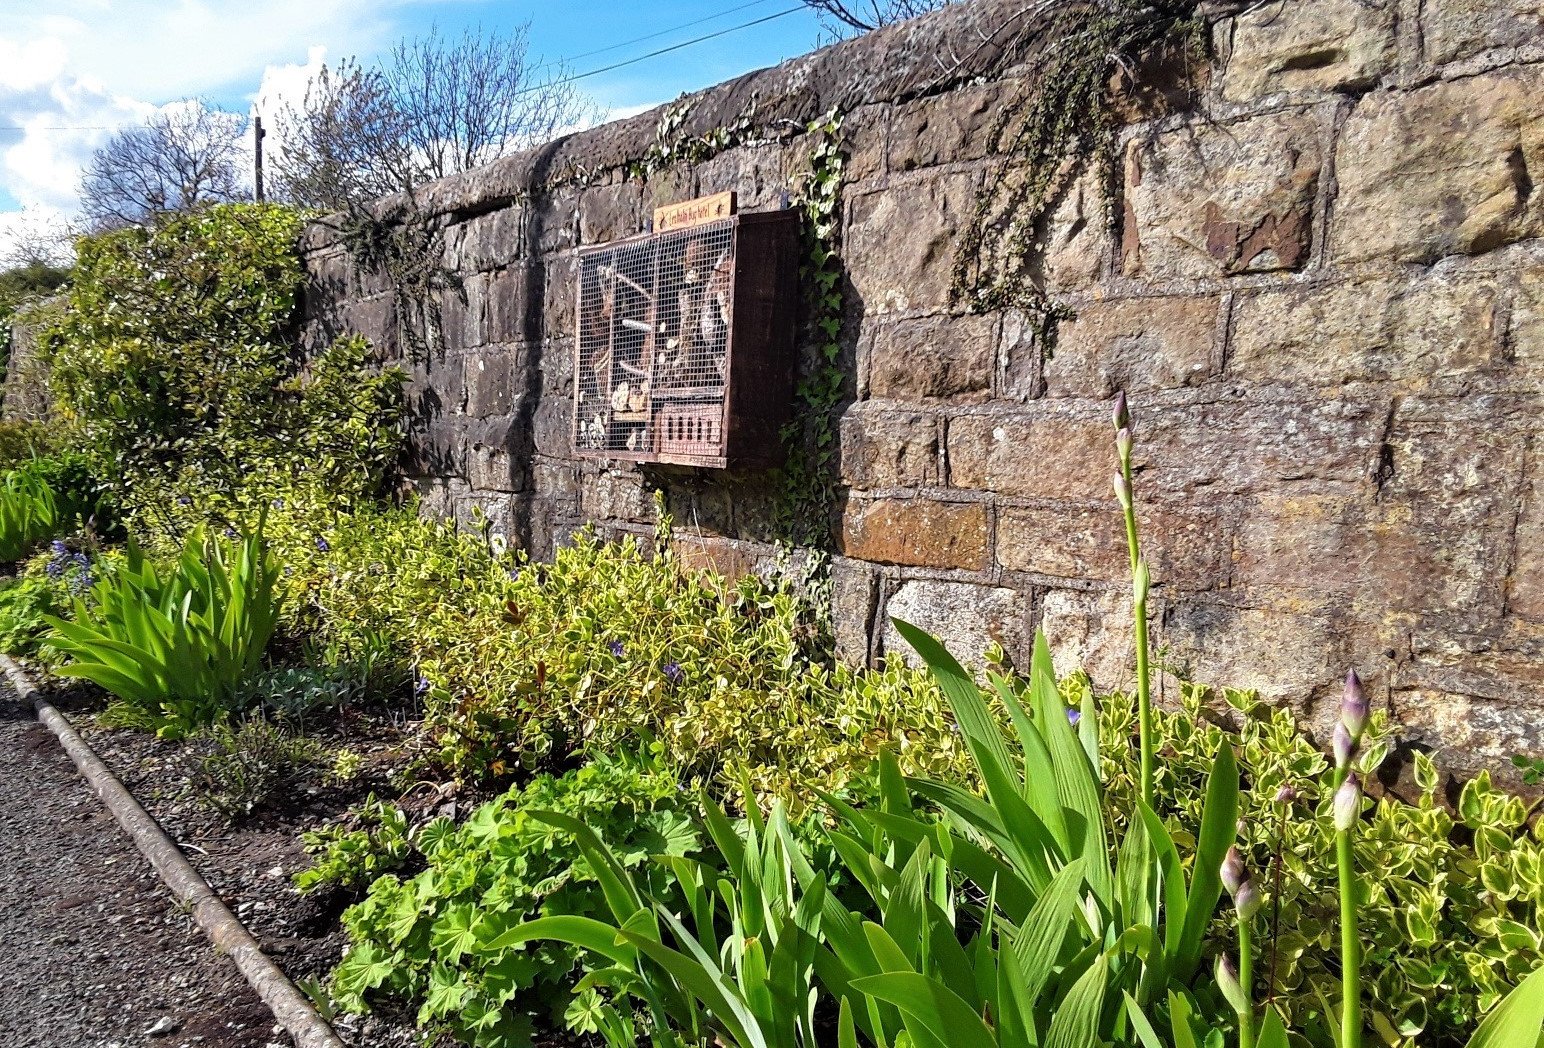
[0,0,833,258]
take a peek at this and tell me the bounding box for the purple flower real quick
[177,495,192,507]
[224,526,239,540]
[315,536,331,553]
[1066,709,1082,726]
[271,498,286,510]
[414,675,430,697]
[1112,390,1131,431]
[50,540,69,556]
[1274,784,1298,805]
[663,661,683,684]
[608,641,625,658]
[1342,670,1369,740]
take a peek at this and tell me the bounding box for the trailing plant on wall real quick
[951,0,1205,351]
[776,109,848,551]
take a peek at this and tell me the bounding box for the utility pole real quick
[253,114,266,203]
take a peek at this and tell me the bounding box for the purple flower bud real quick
[608,640,625,657]
[1234,879,1262,920]
[1274,783,1298,805]
[1342,670,1369,740]
[1221,846,1248,896]
[1333,721,1355,771]
[315,536,331,553]
[1334,774,1362,831]
[1116,427,1133,460]
[1113,473,1131,508]
[1113,391,1130,431]
[663,661,684,684]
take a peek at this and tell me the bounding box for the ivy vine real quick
[775,109,847,552]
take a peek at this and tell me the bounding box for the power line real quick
[516,5,807,95]
[0,3,813,131]
[540,0,783,68]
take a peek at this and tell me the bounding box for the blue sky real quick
[0,0,833,248]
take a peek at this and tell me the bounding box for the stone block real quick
[946,408,1111,500]
[1046,295,1219,398]
[842,497,989,570]
[465,417,528,493]
[1508,267,1544,381]
[533,188,580,255]
[445,207,524,271]
[846,172,978,314]
[1422,0,1544,65]
[865,313,997,401]
[454,491,523,547]
[833,104,889,183]
[342,295,400,358]
[1135,395,1384,497]
[486,265,533,343]
[1226,274,1501,384]
[533,395,572,457]
[579,183,643,244]
[880,579,1029,670]
[839,405,943,488]
[1038,587,1136,690]
[1512,444,1544,623]
[888,83,1001,172]
[543,257,579,344]
[464,346,523,417]
[580,469,654,523]
[672,535,758,581]
[437,273,488,351]
[997,311,1045,402]
[1220,0,1395,100]
[1040,172,1111,295]
[1392,684,1544,776]
[640,165,696,217]
[998,500,1228,589]
[1122,109,1324,277]
[694,146,794,212]
[1332,70,1544,265]
[407,348,466,420]
[831,557,880,666]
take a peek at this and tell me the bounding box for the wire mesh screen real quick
[574,218,736,460]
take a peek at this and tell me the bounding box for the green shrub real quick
[0,460,93,561]
[37,204,403,539]
[46,525,281,736]
[0,420,58,472]
[276,500,960,795]
[1093,682,1544,1046]
[235,663,364,724]
[0,572,58,656]
[182,716,327,817]
[323,749,703,1046]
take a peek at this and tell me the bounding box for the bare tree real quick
[78,102,248,230]
[274,24,592,211]
[0,207,74,269]
[803,0,954,34]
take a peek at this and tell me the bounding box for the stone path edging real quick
[0,655,345,1048]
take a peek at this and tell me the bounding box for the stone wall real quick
[301,0,1544,777]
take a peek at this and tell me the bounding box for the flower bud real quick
[1234,879,1262,920]
[1220,846,1247,896]
[1113,473,1131,508]
[1334,774,1362,831]
[1116,426,1133,460]
[1342,670,1369,741]
[1133,560,1150,603]
[1113,390,1130,430]
[1274,783,1298,805]
[1216,954,1247,1013]
[1332,721,1355,771]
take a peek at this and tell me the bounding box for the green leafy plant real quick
[0,571,59,656]
[46,524,281,736]
[37,204,403,541]
[324,749,703,1047]
[235,663,364,724]
[296,795,413,894]
[0,467,81,562]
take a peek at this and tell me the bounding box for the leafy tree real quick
[78,102,248,230]
[273,24,592,212]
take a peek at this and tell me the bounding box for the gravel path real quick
[0,681,289,1048]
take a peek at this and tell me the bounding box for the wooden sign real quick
[654,191,737,232]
